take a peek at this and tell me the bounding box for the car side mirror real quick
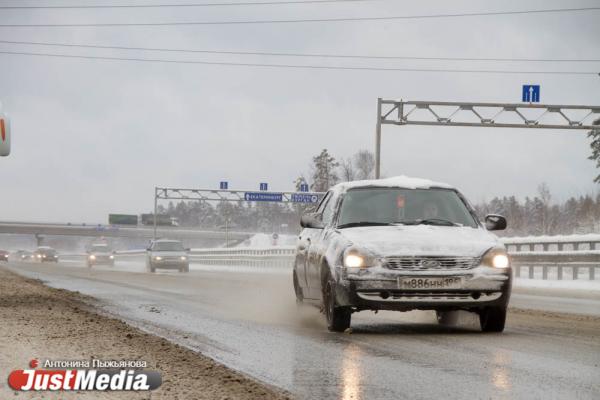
[146,247,151,251]
[485,214,507,231]
[300,213,324,229]
[185,248,191,252]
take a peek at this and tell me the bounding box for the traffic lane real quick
[6,261,600,400]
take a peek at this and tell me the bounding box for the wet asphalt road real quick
[4,259,600,400]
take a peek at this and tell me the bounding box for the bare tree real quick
[339,157,356,182]
[354,150,375,180]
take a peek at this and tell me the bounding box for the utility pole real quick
[375,98,382,179]
[153,187,158,241]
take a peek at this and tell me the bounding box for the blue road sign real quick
[245,192,282,202]
[522,85,540,103]
[291,193,319,203]
[299,183,309,192]
[259,182,268,191]
[220,181,228,190]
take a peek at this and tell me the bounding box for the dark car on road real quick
[146,239,189,273]
[293,176,512,333]
[0,250,8,262]
[33,246,59,262]
[86,243,115,268]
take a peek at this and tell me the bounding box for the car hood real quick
[150,251,187,257]
[339,225,500,257]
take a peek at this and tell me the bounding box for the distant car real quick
[293,176,512,333]
[0,250,8,262]
[146,239,189,273]
[33,246,59,262]
[13,250,33,261]
[86,243,115,268]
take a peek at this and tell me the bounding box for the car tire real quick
[479,306,507,332]
[293,270,303,305]
[436,310,459,326]
[324,278,351,332]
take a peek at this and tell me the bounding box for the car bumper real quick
[149,261,189,269]
[336,266,512,311]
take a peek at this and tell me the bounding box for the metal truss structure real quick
[375,98,600,178]
[153,187,325,239]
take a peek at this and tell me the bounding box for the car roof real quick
[331,175,454,195]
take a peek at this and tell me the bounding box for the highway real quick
[4,259,600,400]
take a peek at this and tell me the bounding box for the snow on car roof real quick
[331,175,454,195]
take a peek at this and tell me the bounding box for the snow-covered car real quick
[32,246,59,262]
[86,243,115,268]
[293,176,512,333]
[146,239,190,273]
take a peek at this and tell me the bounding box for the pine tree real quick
[310,149,339,192]
[588,118,600,182]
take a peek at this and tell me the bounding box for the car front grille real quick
[383,256,479,271]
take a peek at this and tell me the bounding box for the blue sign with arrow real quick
[522,85,540,103]
[291,193,319,203]
[245,192,282,202]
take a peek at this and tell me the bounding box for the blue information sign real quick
[522,85,540,103]
[259,182,268,191]
[299,183,309,192]
[245,192,283,202]
[291,193,319,203]
[220,181,228,190]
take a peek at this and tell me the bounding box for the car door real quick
[297,192,331,299]
[306,192,338,299]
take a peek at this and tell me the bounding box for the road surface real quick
[4,259,600,400]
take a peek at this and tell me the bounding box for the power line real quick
[1,39,598,63]
[0,50,596,75]
[0,0,382,9]
[0,6,597,27]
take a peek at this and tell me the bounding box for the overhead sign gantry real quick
[374,98,600,178]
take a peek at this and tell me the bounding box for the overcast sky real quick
[1,0,599,223]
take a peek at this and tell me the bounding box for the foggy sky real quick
[1,0,599,223]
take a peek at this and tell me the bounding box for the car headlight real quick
[180,256,187,261]
[481,247,510,269]
[154,256,162,261]
[109,255,114,259]
[89,255,96,260]
[343,247,379,270]
[42,254,46,258]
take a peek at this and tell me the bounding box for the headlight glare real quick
[344,254,364,268]
[482,247,510,269]
[154,256,162,261]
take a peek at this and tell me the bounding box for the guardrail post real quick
[542,244,549,251]
[557,243,564,251]
[542,266,548,280]
[528,266,534,279]
[557,266,563,280]
[592,242,597,250]
[589,266,595,280]
[515,265,521,278]
[572,266,578,280]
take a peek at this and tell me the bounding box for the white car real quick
[146,239,190,273]
[293,176,512,332]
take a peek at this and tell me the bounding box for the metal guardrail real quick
[53,235,600,281]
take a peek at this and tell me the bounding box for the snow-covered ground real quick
[236,233,298,248]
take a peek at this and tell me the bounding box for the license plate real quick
[398,277,463,290]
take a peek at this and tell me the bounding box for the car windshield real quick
[337,188,478,228]
[153,241,184,251]
[92,245,110,252]
[39,248,56,255]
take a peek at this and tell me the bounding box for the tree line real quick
[157,149,598,237]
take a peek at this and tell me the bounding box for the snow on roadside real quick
[514,278,600,292]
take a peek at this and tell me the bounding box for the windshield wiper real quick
[396,218,459,227]
[337,221,393,229]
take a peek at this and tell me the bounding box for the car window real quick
[152,241,184,251]
[338,188,477,228]
[321,194,337,225]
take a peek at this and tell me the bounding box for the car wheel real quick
[324,278,351,332]
[293,270,303,305]
[479,306,507,332]
[436,310,458,326]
